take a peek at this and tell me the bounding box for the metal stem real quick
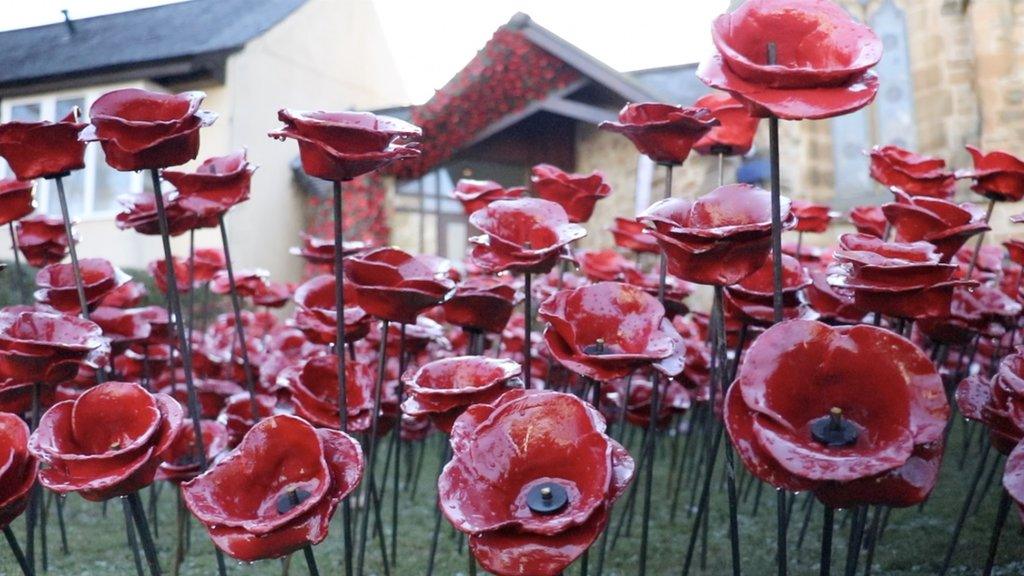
[8,223,29,304]
[217,215,259,419]
[523,272,532,384]
[982,489,1012,576]
[127,492,162,576]
[966,198,996,279]
[3,525,33,576]
[820,506,834,576]
[331,181,354,576]
[356,318,390,575]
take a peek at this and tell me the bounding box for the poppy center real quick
[276,488,312,514]
[809,407,859,448]
[583,338,607,356]
[525,482,569,515]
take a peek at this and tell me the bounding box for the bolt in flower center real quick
[526,481,569,515]
[583,337,607,356]
[810,406,859,448]
[276,488,311,514]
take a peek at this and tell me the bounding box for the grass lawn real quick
[2,413,1022,576]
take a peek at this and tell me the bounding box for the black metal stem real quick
[843,506,867,576]
[715,287,742,576]
[425,443,452,576]
[7,223,29,304]
[982,489,1012,576]
[127,491,161,576]
[356,318,390,576]
[966,198,996,279]
[523,272,532,384]
[123,498,146,576]
[217,215,259,420]
[4,525,33,576]
[390,322,407,567]
[53,177,91,320]
[331,181,354,576]
[939,441,991,575]
[820,506,834,576]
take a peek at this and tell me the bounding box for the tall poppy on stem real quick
[0,178,35,303]
[958,145,1024,278]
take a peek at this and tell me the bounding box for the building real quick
[0,0,404,280]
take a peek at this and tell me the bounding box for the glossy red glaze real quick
[0,308,105,383]
[441,276,519,334]
[848,204,887,238]
[868,145,956,199]
[345,247,455,324]
[883,190,989,261]
[0,110,87,180]
[156,419,229,483]
[283,354,375,433]
[453,179,524,216]
[599,102,717,165]
[289,232,367,267]
[693,92,760,156]
[0,178,35,227]
[531,164,611,223]
[35,257,130,314]
[98,280,147,308]
[401,356,521,434]
[468,198,587,274]
[0,413,38,529]
[608,217,659,254]
[791,200,834,233]
[293,274,370,345]
[16,215,71,267]
[959,145,1024,202]
[162,150,254,219]
[209,268,269,298]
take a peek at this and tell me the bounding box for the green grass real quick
[2,415,1022,576]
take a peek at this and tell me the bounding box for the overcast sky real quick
[5,0,727,103]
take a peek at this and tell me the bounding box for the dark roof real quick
[629,64,709,106]
[0,0,307,94]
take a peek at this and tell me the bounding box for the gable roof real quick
[0,0,307,95]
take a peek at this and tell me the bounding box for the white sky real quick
[3,0,726,103]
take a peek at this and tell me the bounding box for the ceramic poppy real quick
[468,198,587,274]
[957,350,1024,455]
[89,306,153,354]
[575,249,639,283]
[530,164,611,223]
[159,378,244,420]
[438,390,633,576]
[209,268,269,298]
[725,253,813,326]
[0,308,106,383]
[0,110,88,180]
[289,232,367,267]
[269,109,420,182]
[599,102,718,165]
[28,381,182,501]
[453,179,524,216]
[698,0,881,120]
[292,274,370,345]
[156,419,229,483]
[725,320,948,506]
[98,281,147,309]
[609,217,659,254]
[115,191,208,237]
[0,178,34,227]
[539,282,685,382]
[622,268,695,319]
[181,414,363,561]
[620,378,688,430]
[281,355,376,433]
[401,356,522,434]
[0,413,38,529]
[220,392,277,447]
[16,214,71,267]
[162,150,255,220]
[1003,441,1024,520]
[147,257,192,294]
[83,88,217,171]
[848,204,887,238]
[804,269,865,325]
[638,183,793,286]
[253,281,293,308]
[868,145,957,199]
[693,92,760,156]
[441,276,519,334]
[35,258,131,314]
[958,145,1024,202]
[791,200,835,233]
[882,189,989,261]
[345,247,455,324]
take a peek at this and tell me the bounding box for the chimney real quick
[61,9,76,35]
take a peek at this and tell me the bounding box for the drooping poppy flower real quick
[698,0,881,120]
[725,253,813,326]
[289,232,367,267]
[441,276,520,334]
[114,191,209,237]
[609,217,659,254]
[957,350,1024,455]
[281,354,375,433]
[292,274,370,345]
[725,320,948,507]
[209,268,269,298]
[868,145,957,199]
[0,110,88,180]
[0,308,106,383]
[882,189,989,261]
[575,249,639,283]
[98,280,147,309]
[16,214,71,267]
[693,92,760,156]
[401,356,522,434]
[599,102,718,165]
[82,88,216,171]
[181,414,363,561]
[0,178,34,227]
[791,200,835,233]
[439,389,633,576]
[958,145,1024,202]
[220,392,277,447]
[156,419,229,484]
[35,258,130,314]
[453,179,524,216]
[530,164,611,224]
[162,150,255,220]
[269,110,420,182]
[468,198,587,274]
[345,247,455,324]
[28,381,182,501]
[638,183,793,286]
[0,413,38,529]
[539,282,685,382]
[848,204,887,238]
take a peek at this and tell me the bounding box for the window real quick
[0,89,145,220]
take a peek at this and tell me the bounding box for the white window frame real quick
[0,82,149,221]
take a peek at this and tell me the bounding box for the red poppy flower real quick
[439,389,633,576]
[35,258,130,314]
[868,145,957,199]
[345,247,455,324]
[90,306,152,353]
[253,281,293,308]
[638,183,793,286]
[693,92,760,156]
[115,191,208,237]
[98,281,147,309]
[269,110,420,182]
[575,249,639,283]
[453,179,524,216]
[468,198,587,274]
[623,268,695,319]
[848,205,886,238]
[281,354,375,433]
[882,189,989,261]
[955,244,1004,281]
[725,320,947,507]
[725,253,813,326]
[540,282,685,382]
[698,0,881,120]
[156,419,229,484]
[609,217,659,254]
[28,381,182,501]
[0,110,88,180]
[210,268,269,298]
[0,413,38,529]
[958,145,1024,202]
[0,178,35,227]
[16,215,71,267]
[599,103,718,165]
[957,351,1024,455]
[791,200,835,233]
[82,88,216,171]
[220,393,277,447]
[1004,442,1024,519]
[162,150,254,220]
[148,257,192,294]
[530,164,611,224]
[402,356,521,434]
[805,269,866,325]
[289,232,367,267]
[190,247,226,283]
[181,414,363,561]
[441,276,519,334]
[159,378,244,420]
[292,274,370,345]
[0,308,105,383]
[619,379,690,429]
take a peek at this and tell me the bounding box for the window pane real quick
[94,153,133,215]
[55,97,85,122]
[9,103,40,122]
[45,170,86,217]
